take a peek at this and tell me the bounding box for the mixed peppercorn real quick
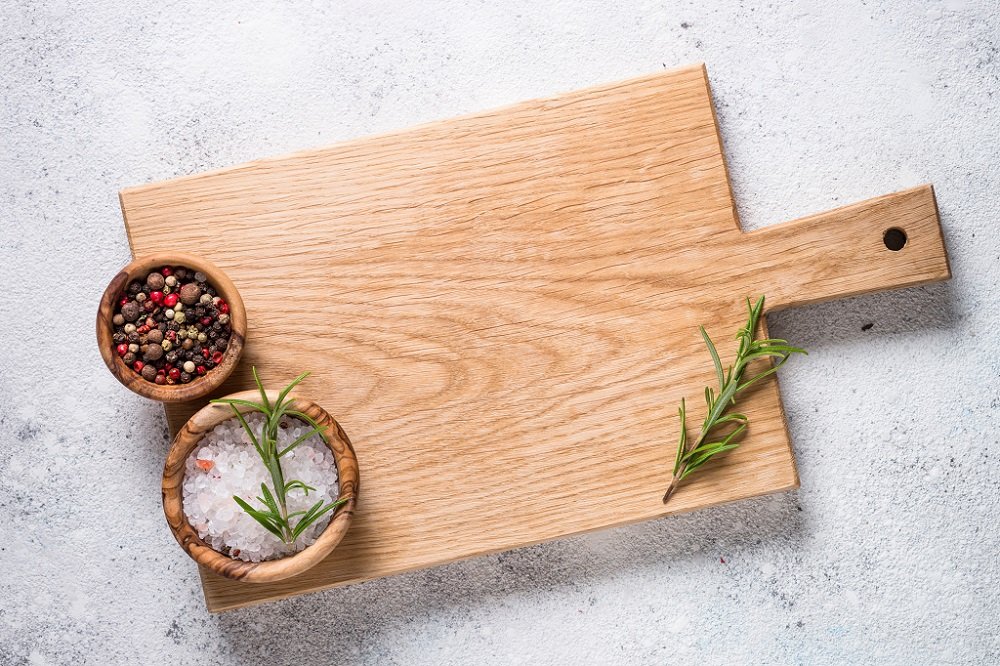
[111,266,232,385]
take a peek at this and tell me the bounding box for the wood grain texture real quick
[162,391,358,582]
[120,64,950,610]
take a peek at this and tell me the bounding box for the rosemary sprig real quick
[211,368,349,545]
[663,296,806,504]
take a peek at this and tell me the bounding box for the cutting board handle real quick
[745,185,950,311]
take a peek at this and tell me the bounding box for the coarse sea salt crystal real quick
[182,413,339,562]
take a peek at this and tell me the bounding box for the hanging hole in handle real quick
[883,228,907,251]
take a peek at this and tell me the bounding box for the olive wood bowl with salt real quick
[162,390,360,583]
[96,252,247,403]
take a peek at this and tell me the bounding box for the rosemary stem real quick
[263,421,293,543]
[272,461,292,543]
[662,428,709,503]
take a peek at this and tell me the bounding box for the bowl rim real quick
[96,252,247,403]
[162,390,359,583]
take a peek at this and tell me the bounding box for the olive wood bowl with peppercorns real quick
[96,253,246,403]
[162,390,359,583]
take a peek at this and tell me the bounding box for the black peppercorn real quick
[113,332,127,344]
[123,352,136,365]
[165,350,179,364]
[128,281,142,294]
[180,372,192,383]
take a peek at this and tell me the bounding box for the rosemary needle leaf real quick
[290,500,326,540]
[683,443,740,474]
[285,410,329,444]
[284,480,316,496]
[278,426,326,458]
[228,405,264,459]
[275,372,310,410]
[673,398,687,475]
[252,366,271,411]
[259,483,280,515]
[292,498,349,541]
[700,326,725,391]
[211,398,265,411]
[233,496,284,540]
[713,413,748,426]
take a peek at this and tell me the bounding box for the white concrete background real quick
[1,1,997,664]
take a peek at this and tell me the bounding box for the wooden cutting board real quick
[121,64,950,611]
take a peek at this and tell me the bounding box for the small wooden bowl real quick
[96,252,247,402]
[162,391,359,583]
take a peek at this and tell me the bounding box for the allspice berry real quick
[146,272,165,291]
[141,364,157,382]
[179,282,201,305]
[143,344,164,362]
[120,301,140,321]
[146,329,163,345]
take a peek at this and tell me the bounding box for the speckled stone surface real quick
[1,1,998,664]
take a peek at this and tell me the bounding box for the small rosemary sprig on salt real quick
[211,368,348,545]
[663,296,806,504]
